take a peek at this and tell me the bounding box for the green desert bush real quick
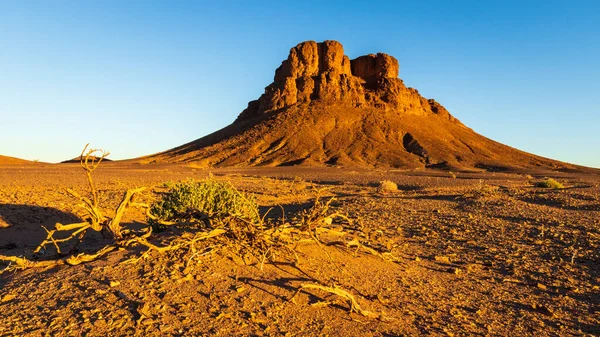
[150,179,260,228]
[377,180,398,193]
[535,178,564,189]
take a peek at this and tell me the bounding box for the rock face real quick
[237,40,450,121]
[141,40,585,172]
[351,53,398,85]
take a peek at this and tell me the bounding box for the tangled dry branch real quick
[0,144,149,271]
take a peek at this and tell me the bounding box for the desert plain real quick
[0,161,598,336]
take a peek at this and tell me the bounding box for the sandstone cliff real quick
[237,40,450,121]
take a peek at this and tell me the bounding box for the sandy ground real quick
[0,163,599,336]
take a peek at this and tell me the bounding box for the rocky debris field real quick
[0,164,599,336]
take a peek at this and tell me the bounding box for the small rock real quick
[93,319,107,328]
[435,256,451,264]
[531,303,554,316]
[1,294,15,302]
[141,318,154,325]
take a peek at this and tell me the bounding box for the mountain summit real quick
[236,40,450,122]
[142,40,579,171]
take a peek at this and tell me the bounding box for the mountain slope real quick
[140,40,585,172]
[0,155,38,166]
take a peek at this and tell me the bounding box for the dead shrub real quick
[0,144,150,269]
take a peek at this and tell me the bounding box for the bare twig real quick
[79,143,110,208]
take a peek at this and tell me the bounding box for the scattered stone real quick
[435,256,451,264]
[1,294,15,302]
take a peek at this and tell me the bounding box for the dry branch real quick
[33,144,150,256]
[123,228,226,254]
[65,245,117,265]
[0,245,117,271]
[0,255,63,269]
[108,187,147,240]
[291,283,383,319]
[79,143,110,208]
[345,238,401,262]
[0,144,152,271]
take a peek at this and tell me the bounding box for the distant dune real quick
[0,155,39,165]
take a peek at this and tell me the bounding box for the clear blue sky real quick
[1,1,599,167]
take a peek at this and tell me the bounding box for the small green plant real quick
[535,178,564,189]
[149,179,260,229]
[377,180,398,193]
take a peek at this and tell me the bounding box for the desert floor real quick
[0,163,598,336]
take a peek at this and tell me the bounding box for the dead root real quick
[0,245,117,271]
[345,238,402,263]
[0,255,63,270]
[123,187,399,270]
[290,283,390,320]
[0,179,401,324]
[0,177,398,320]
[123,228,227,255]
[65,245,117,265]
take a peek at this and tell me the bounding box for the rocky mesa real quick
[140,40,584,172]
[237,40,450,121]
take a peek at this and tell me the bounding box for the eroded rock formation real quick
[237,40,450,121]
[141,39,583,172]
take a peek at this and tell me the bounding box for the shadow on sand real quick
[0,204,117,259]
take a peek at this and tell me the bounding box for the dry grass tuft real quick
[461,180,501,199]
[535,178,564,189]
[377,180,398,193]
